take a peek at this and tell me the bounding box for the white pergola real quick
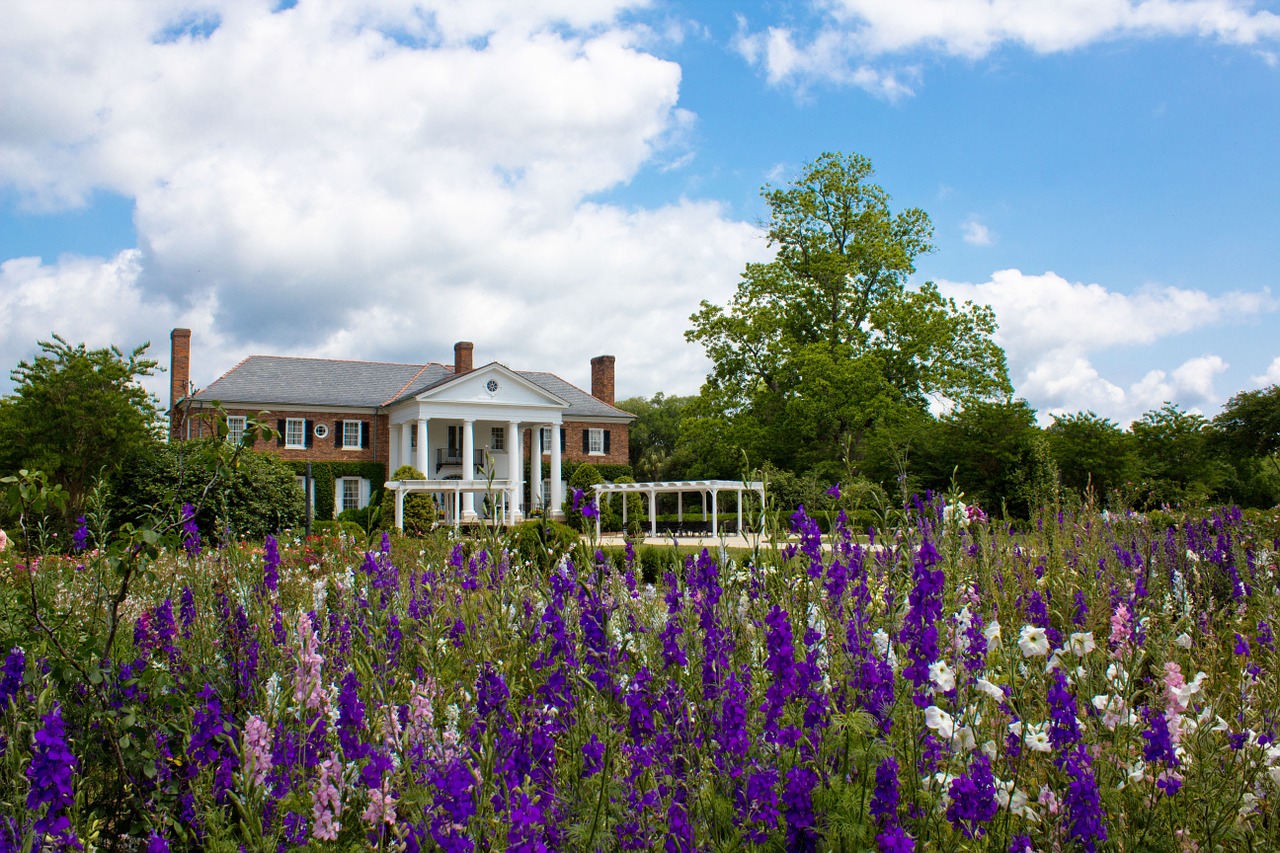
[591,480,766,540]
[385,479,518,529]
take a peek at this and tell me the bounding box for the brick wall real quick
[552,421,630,467]
[186,407,391,471]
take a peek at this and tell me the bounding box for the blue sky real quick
[2,0,1277,427]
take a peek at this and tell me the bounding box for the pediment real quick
[415,362,568,408]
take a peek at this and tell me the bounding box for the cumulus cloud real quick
[1253,356,1280,386]
[936,269,1277,424]
[735,0,1280,92]
[0,0,767,399]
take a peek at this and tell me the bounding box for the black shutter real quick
[334,420,342,448]
[276,419,285,446]
[361,421,370,449]
[560,428,565,452]
[582,430,589,453]
[603,430,611,454]
[305,420,314,448]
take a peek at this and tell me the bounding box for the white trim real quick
[284,417,306,449]
[342,419,362,450]
[226,415,246,445]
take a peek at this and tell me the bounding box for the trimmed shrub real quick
[382,465,437,536]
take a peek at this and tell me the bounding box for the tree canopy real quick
[686,152,1011,474]
[0,335,162,518]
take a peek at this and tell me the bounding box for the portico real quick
[384,362,568,526]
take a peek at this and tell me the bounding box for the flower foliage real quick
[0,501,1279,850]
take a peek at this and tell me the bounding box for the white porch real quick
[384,362,569,525]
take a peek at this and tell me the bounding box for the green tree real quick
[1045,411,1138,501]
[0,335,162,519]
[921,399,1041,517]
[686,152,1010,473]
[110,439,305,541]
[1131,403,1227,507]
[616,393,696,481]
[1214,384,1280,476]
[1210,384,1280,507]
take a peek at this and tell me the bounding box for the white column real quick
[400,423,413,474]
[395,487,405,531]
[462,418,476,519]
[711,488,719,537]
[389,424,400,472]
[549,422,564,520]
[649,489,658,538]
[509,420,523,523]
[415,418,428,477]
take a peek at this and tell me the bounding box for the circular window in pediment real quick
[485,379,499,394]
[314,423,329,439]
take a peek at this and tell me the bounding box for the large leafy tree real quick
[1046,411,1138,501]
[686,152,1011,473]
[0,335,162,517]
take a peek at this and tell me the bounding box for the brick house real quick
[168,329,634,523]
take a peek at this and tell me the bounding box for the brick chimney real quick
[454,341,474,375]
[590,355,615,406]
[170,328,192,413]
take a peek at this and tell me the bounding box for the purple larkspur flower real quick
[581,734,605,778]
[946,754,999,838]
[263,534,280,593]
[0,647,23,709]
[180,503,200,556]
[72,517,88,551]
[26,704,81,847]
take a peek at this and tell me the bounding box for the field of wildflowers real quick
[2,492,1279,852]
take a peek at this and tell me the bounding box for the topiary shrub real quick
[383,465,437,536]
[510,518,582,572]
[564,463,606,531]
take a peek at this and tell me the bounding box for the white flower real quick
[873,629,891,657]
[929,660,956,692]
[954,725,977,753]
[1023,722,1052,752]
[924,705,955,740]
[1067,631,1096,656]
[1018,625,1049,658]
[1174,632,1193,649]
[976,678,1004,701]
[984,620,1002,652]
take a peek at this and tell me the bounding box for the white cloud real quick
[736,0,1280,91]
[1252,355,1280,386]
[962,217,993,246]
[936,269,1277,424]
[0,0,767,400]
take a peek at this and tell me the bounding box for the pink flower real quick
[312,756,344,841]
[1109,603,1131,654]
[294,613,326,711]
[362,781,397,828]
[0,529,8,552]
[242,714,272,788]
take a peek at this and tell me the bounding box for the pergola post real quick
[649,489,657,537]
[711,488,719,537]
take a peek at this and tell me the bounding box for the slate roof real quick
[192,356,633,420]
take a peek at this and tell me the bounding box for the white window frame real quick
[342,420,362,450]
[336,477,369,513]
[490,426,505,451]
[540,426,552,453]
[295,475,315,512]
[588,428,604,455]
[226,415,246,446]
[285,418,306,449]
